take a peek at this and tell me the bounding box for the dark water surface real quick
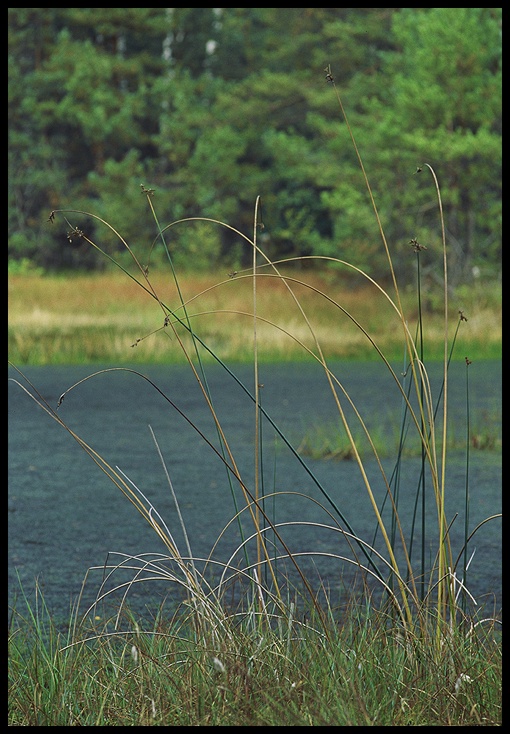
[9,360,501,624]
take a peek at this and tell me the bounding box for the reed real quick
[8,65,501,725]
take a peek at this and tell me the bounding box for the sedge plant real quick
[9,64,501,723]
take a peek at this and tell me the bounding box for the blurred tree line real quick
[8,8,501,285]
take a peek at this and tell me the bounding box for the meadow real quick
[7,267,501,366]
[8,78,501,724]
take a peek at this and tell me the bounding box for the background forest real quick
[8,8,502,287]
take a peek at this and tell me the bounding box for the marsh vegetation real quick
[8,63,501,725]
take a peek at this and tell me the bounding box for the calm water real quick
[8,360,501,624]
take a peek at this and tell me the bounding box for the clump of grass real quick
[8,64,501,725]
[298,406,501,461]
[9,580,502,726]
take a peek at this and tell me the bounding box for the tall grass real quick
[9,65,501,725]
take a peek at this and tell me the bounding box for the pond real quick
[8,359,501,626]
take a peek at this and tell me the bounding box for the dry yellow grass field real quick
[8,269,501,365]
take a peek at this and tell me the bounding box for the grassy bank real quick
[8,586,502,726]
[8,270,501,365]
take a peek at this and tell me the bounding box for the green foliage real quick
[8,257,45,276]
[8,8,501,282]
[356,8,503,282]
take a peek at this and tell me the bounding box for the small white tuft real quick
[212,656,226,673]
[455,673,473,694]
